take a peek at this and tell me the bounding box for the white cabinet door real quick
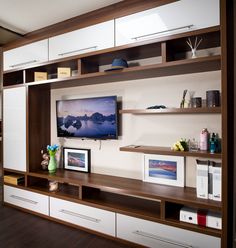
[50,197,116,236]
[3,39,48,71]
[3,87,26,172]
[115,0,219,46]
[4,185,49,215]
[117,214,221,248]
[49,20,114,60]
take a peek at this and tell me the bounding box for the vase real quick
[48,155,57,173]
[191,48,197,58]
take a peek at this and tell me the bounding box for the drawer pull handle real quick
[10,194,38,205]
[10,60,38,68]
[131,25,194,41]
[58,46,98,56]
[59,209,101,223]
[133,230,193,248]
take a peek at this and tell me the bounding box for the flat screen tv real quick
[56,96,118,139]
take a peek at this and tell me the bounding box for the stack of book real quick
[4,174,25,185]
[196,159,221,201]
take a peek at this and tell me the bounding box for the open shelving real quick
[3,24,223,242]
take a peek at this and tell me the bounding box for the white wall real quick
[51,70,221,187]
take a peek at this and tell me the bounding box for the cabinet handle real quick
[10,194,38,205]
[133,230,193,248]
[10,59,38,68]
[131,25,194,41]
[59,209,101,223]
[58,46,98,56]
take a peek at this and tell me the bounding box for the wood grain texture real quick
[119,107,221,114]
[120,145,222,159]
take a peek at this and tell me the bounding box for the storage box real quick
[180,207,198,224]
[207,212,222,230]
[4,174,25,185]
[57,67,71,78]
[34,72,47,81]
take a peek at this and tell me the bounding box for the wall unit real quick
[2,0,231,247]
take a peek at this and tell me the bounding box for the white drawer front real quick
[49,20,114,60]
[4,186,49,216]
[115,0,219,46]
[4,39,48,71]
[117,214,220,248]
[50,197,115,236]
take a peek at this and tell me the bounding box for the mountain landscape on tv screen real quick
[57,112,117,138]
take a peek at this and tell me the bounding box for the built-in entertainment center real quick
[1,1,233,247]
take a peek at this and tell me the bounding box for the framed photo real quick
[143,154,185,187]
[63,148,90,173]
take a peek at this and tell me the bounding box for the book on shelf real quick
[196,159,209,199]
[196,159,222,201]
[4,175,25,185]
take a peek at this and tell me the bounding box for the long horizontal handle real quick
[10,59,38,68]
[133,230,193,248]
[59,209,101,223]
[58,46,97,56]
[132,25,194,41]
[10,194,38,205]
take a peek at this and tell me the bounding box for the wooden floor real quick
[0,183,130,248]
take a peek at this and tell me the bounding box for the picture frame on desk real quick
[63,147,90,173]
[143,154,185,187]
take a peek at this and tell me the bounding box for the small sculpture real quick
[41,150,50,170]
[186,37,203,58]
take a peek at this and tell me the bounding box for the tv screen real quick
[56,96,118,139]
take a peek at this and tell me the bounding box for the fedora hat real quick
[105,58,128,71]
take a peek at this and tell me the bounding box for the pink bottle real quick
[200,128,209,151]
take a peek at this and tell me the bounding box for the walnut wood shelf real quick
[27,170,221,211]
[120,145,222,159]
[119,107,221,115]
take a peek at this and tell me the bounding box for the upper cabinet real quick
[49,20,114,61]
[115,0,219,46]
[3,39,48,71]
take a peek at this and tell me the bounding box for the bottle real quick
[200,128,208,151]
[209,133,216,153]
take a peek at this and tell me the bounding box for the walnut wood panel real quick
[119,107,221,114]
[27,169,221,211]
[220,0,234,247]
[3,0,177,50]
[28,85,50,172]
[120,145,222,159]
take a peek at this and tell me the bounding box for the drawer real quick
[50,197,115,236]
[117,214,220,248]
[4,185,49,216]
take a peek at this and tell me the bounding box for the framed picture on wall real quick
[143,154,185,187]
[63,148,90,173]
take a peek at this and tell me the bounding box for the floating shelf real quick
[120,145,222,159]
[119,107,221,114]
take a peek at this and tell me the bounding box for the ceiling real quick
[0,0,122,45]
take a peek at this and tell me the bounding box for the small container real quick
[192,97,202,108]
[200,128,209,151]
[49,181,58,192]
[206,90,220,107]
